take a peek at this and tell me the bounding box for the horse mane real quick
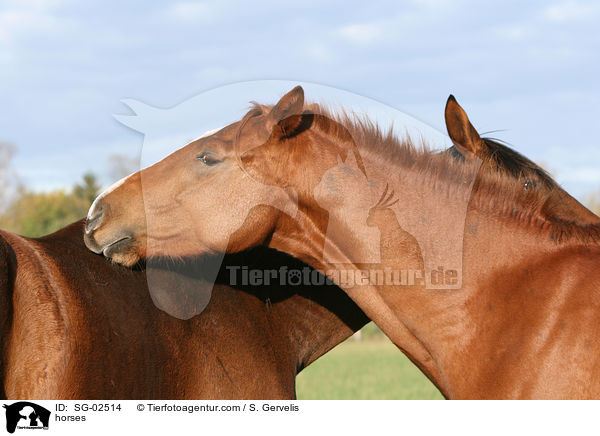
[247,101,600,245]
[479,138,557,190]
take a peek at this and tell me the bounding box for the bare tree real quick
[107,153,139,183]
[0,142,21,213]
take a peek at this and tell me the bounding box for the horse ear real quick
[444,95,486,155]
[270,86,304,122]
[268,86,305,137]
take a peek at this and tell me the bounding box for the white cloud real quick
[166,1,217,22]
[338,23,382,45]
[493,24,531,41]
[0,0,65,47]
[561,167,600,183]
[543,1,599,22]
[4,0,63,8]
[0,10,61,45]
[303,42,336,64]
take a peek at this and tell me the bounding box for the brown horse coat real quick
[0,221,367,399]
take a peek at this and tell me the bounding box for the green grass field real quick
[296,331,443,400]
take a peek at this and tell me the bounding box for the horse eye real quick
[523,179,532,190]
[196,152,221,166]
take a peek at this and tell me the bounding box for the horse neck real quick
[235,247,369,372]
[271,290,368,371]
[269,152,600,397]
[268,164,463,392]
[367,208,424,270]
[546,189,600,225]
[435,210,600,397]
[365,180,600,398]
[366,199,600,398]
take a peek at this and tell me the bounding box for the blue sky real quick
[1,0,599,200]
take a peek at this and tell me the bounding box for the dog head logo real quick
[2,402,50,433]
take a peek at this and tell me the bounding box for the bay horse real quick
[443,95,600,226]
[0,220,368,399]
[85,86,600,398]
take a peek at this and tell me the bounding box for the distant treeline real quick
[0,172,101,237]
[0,141,138,238]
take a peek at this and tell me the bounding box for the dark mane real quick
[480,138,557,190]
[247,101,600,244]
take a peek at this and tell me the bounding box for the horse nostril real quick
[85,207,104,234]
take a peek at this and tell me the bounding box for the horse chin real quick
[108,250,141,268]
[102,236,143,267]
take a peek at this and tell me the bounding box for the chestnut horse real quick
[443,95,600,226]
[0,220,368,399]
[85,86,600,399]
